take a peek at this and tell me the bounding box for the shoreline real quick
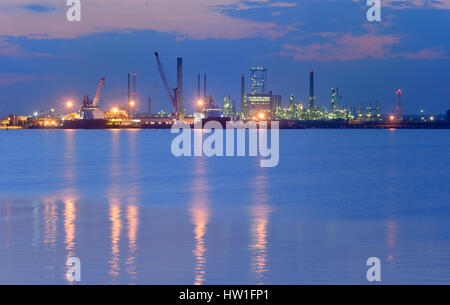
[4,120,450,130]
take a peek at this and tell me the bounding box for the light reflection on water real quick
[107,130,140,283]
[62,130,78,283]
[1,129,450,284]
[42,199,58,280]
[249,170,272,285]
[190,157,210,285]
[386,220,398,264]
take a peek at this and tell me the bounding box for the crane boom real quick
[154,52,177,114]
[92,78,106,107]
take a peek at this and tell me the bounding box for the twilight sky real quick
[0,0,449,116]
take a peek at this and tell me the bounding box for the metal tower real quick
[249,67,267,94]
[241,74,245,114]
[309,70,315,108]
[331,88,336,113]
[396,89,403,120]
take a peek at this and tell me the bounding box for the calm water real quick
[1,129,450,284]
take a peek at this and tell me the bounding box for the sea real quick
[1,129,450,284]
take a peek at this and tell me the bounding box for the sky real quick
[0,0,449,116]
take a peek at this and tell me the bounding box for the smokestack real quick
[198,73,201,100]
[241,74,245,114]
[204,73,207,99]
[148,97,152,115]
[177,57,183,118]
[309,70,315,108]
[132,73,137,101]
[128,73,131,104]
[336,88,339,110]
[395,89,403,120]
[331,88,336,112]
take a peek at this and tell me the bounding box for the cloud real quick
[351,0,450,10]
[0,0,294,40]
[400,47,449,59]
[20,4,55,13]
[382,0,450,10]
[0,38,53,57]
[231,0,297,10]
[279,33,449,61]
[279,33,401,61]
[0,74,54,87]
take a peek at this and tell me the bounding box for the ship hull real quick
[62,119,107,129]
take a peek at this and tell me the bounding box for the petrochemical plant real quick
[1,52,449,130]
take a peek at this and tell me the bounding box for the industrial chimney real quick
[241,74,246,115]
[177,57,183,119]
[197,73,201,101]
[204,73,207,99]
[309,70,315,108]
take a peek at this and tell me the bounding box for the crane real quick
[92,77,106,107]
[154,52,178,116]
[80,77,106,120]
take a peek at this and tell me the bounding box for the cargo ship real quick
[62,119,107,129]
[63,79,108,129]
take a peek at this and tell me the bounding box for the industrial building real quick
[357,102,381,121]
[242,67,279,120]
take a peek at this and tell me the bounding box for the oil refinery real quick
[1,52,449,130]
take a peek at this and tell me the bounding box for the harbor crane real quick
[80,77,106,120]
[92,78,106,107]
[154,52,178,118]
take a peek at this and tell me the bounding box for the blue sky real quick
[0,0,449,116]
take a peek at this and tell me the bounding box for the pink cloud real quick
[280,33,449,61]
[0,39,53,57]
[382,0,450,10]
[279,33,401,61]
[400,48,449,59]
[0,74,54,87]
[0,0,294,41]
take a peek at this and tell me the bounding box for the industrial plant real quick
[1,52,449,130]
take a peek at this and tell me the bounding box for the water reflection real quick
[190,155,211,285]
[63,130,78,258]
[43,199,58,279]
[32,202,40,250]
[64,199,77,256]
[4,202,12,249]
[249,170,272,285]
[63,130,77,194]
[126,205,139,281]
[108,131,123,281]
[107,130,140,283]
[386,220,398,263]
[109,200,122,280]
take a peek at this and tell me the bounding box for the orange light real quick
[130,101,136,107]
[67,101,73,108]
[197,100,203,106]
[390,115,395,121]
[258,113,265,120]
[112,107,118,113]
